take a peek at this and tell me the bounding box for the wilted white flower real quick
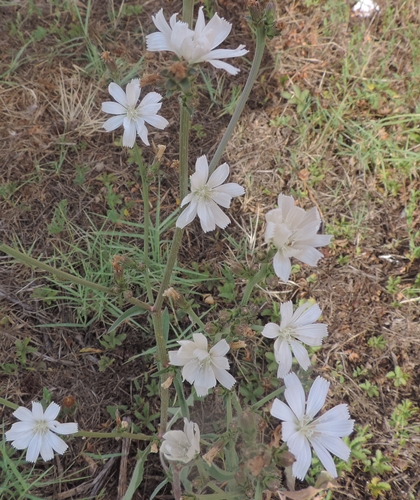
[102,79,168,148]
[271,372,354,479]
[161,418,200,463]
[352,0,380,17]
[265,194,332,282]
[5,402,78,462]
[169,332,236,397]
[262,301,328,378]
[146,7,248,75]
[176,155,244,233]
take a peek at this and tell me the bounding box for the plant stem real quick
[172,464,183,500]
[152,310,170,435]
[208,23,267,175]
[0,243,152,312]
[0,243,111,294]
[179,101,191,201]
[240,263,268,306]
[178,0,194,202]
[134,144,154,303]
[0,397,18,410]
[76,430,151,440]
[182,0,194,27]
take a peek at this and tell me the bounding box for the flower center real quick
[195,184,212,203]
[33,419,49,436]
[297,414,315,438]
[279,326,296,341]
[126,105,140,122]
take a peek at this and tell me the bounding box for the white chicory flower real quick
[161,418,200,464]
[176,155,244,233]
[5,402,78,462]
[271,372,354,480]
[169,332,236,397]
[352,0,380,17]
[146,7,248,75]
[262,301,328,378]
[102,78,169,148]
[265,194,332,282]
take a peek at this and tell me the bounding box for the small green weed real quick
[386,366,409,387]
[15,338,37,365]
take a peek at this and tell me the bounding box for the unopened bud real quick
[218,310,231,323]
[101,51,117,73]
[169,61,188,80]
[204,323,217,335]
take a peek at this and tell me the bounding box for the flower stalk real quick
[208,22,267,175]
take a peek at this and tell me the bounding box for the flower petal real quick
[274,338,292,378]
[13,407,35,422]
[43,402,60,421]
[283,372,305,419]
[45,430,69,456]
[48,422,78,435]
[207,59,240,75]
[273,251,292,282]
[212,366,236,390]
[126,79,140,106]
[309,437,337,477]
[122,119,137,148]
[26,434,42,463]
[102,102,126,115]
[108,82,127,107]
[207,163,230,188]
[176,199,198,228]
[294,324,328,346]
[306,377,329,419]
[103,115,125,132]
[271,398,297,423]
[210,338,230,357]
[261,323,280,339]
[289,339,311,371]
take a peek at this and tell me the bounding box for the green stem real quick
[134,145,154,303]
[179,102,191,201]
[184,305,206,330]
[0,397,18,410]
[208,23,267,175]
[0,243,152,312]
[152,311,169,435]
[182,0,194,27]
[76,430,151,440]
[179,0,194,201]
[240,263,268,306]
[0,243,111,295]
[250,385,285,411]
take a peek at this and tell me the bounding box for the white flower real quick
[262,301,328,378]
[265,194,332,282]
[146,7,248,75]
[169,332,236,397]
[271,372,354,480]
[5,402,78,462]
[102,78,169,148]
[176,155,244,233]
[161,418,200,464]
[352,0,380,17]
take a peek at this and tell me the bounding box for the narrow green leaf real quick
[108,306,146,333]
[122,444,151,500]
